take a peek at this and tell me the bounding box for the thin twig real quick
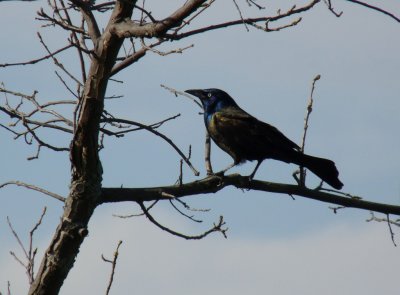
[246,0,265,10]
[139,202,227,239]
[387,214,397,246]
[22,120,70,152]
[113,200,159,219]
[232,0,249,31]
[171,0,216,35]
[250,16,302,32]
[101,112,180,136]
[174,198,210,213]
[178,159,184,186]
[366,212,399,246]
[169,199,203,223]
[345,0,400,23]
[37,8,88,35]
[301,76,320,149]
[166,0,320,40]
[160,84,203,109]
[27,207,47,283]
[140,39,194,56]
[324,0,343,17]
[0,181,66,202]
[59,0,88,84]
[299,74,321,186]
[102,240,123,295]
[102,116,199,176]
[55,71,80,100]
[37,32,83,87]
[176,145,192,185]
[0,44,74,68]
[7,217,29,264]
[7,207,47,285]
[328,205,346,214]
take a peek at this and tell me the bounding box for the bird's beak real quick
[185,89,206,100]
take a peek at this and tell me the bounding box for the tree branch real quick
[111,0,207,38]
[110,46,148,76]
[0,44,74,68]
[7,207,47,285]
[165,0,321,40]
[101,240,123,295]
[345,0,400,23]
[138,202,227,239]
[101,174,400,216]
[69,0,101,41]
[0,181,66,202]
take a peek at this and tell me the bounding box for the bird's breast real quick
[206,112,242,163]
[207,113,220,139]
[205,112,213,126]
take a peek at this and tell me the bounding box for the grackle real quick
[185,88,343,190]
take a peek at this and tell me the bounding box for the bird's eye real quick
[207,93,212,98]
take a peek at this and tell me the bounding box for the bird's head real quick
[185,88,238,113]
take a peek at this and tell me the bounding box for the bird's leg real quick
[249,160,263,180]
[205,132,213,175]
[215,162,237,176]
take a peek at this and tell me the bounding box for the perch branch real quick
[101,174,400,216]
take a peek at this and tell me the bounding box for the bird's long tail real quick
[294,153,343,190]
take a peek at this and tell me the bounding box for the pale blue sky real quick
[1,1,400,294]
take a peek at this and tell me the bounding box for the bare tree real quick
[1,1,399,294]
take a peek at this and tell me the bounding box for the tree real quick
[1,1,400,294]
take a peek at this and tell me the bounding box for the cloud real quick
[1,205,399,295]
[58,208,400,294]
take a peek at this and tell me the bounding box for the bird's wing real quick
[210,109,300,161]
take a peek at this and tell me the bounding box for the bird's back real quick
[206,105,300,164]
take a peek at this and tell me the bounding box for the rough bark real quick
[28,1,136,294]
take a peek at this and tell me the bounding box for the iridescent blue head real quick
[185,88,238,115]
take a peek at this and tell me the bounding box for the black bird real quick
[185,88,343,190]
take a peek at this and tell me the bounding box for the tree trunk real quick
[28,2,136,294]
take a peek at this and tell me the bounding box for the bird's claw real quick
[248,171,257,182]
[214,170,226,177]
[206,171,225,187]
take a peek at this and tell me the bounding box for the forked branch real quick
[138,202,227,239]
[7,207,47,285]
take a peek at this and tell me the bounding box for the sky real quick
[1,0,400,294]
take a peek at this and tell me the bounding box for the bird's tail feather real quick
[295,153,343,190]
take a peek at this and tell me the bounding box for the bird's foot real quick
[213,170,226,177]
[248,161,262,182]
[248,171,257,182]
[205,171,227,187]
